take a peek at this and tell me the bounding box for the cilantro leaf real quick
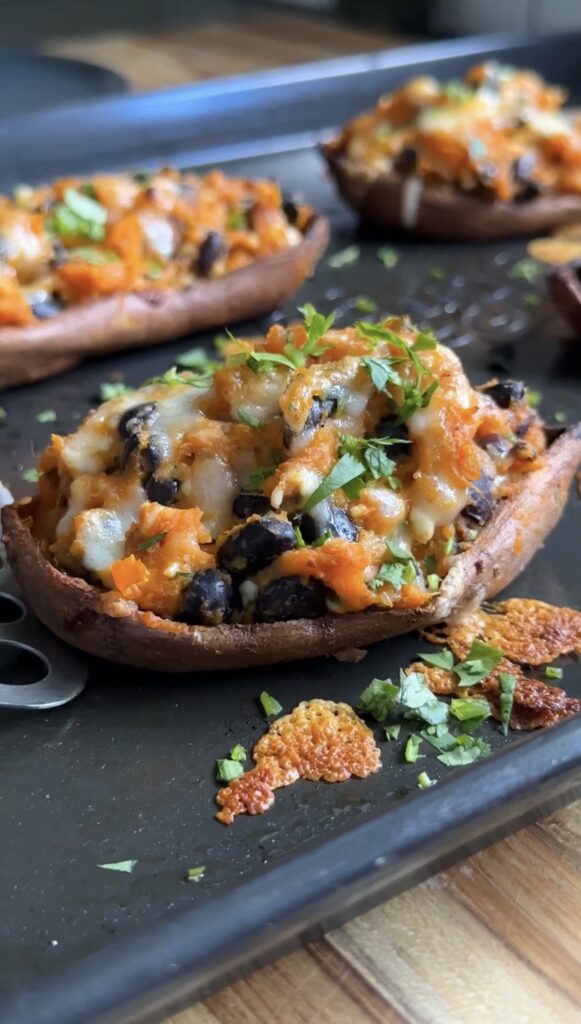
[186,865,205,882]
[358,678,399,722]
[508,258,541,283]
[97,860,137,873]
[450,697,491,733]
[99,381,131,401]
[328,245,360,269]
[361,356,402,392]
[419,649,455,671]
[384,724,401,742]
[377,247,399,269]
[437,736,491,766]
[303,453,363,512]
[453,639,503,687]
[216,758,244,782]
[137,531,167,551]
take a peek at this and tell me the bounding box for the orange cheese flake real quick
[216,699,381,825]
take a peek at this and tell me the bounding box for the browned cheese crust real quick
[3,424,580,672]
[0,215,329,389]
[322,146,581,240]
[546,263,581,333]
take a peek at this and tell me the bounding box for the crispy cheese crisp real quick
[215,699,381,825]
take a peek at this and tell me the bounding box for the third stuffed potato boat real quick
[3,309,580,671]
[323,62,581,239]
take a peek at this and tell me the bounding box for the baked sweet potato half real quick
[322,62,581,239]
[3,312,580,672]
[0,168,328,388]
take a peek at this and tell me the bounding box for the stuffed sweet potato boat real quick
[0,168,328,388]
[3,311,580,671]
[323,62,581,239]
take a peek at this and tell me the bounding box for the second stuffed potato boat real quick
[3,310,580,670]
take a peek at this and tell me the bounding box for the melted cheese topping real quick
[31,316,543,622]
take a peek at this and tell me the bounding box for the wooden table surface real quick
[45,11,581,1023]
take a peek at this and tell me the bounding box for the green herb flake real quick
[498,671,517,736]
[247,351,297,374]
[353,295,378,313]
[48,187,108,242]
[0,406,6,423]
[420,726,457,753]
[508,257,540,283]
[226,209,247,231]
[384,724,401,742]
[97,860,137,874]
[417,771,436,789]
[36,409,57,423]
[312,529,333,548]
[419,649,455,671]
[441,79,473,103]
[361,355,402,392]
[259,691,283,718]
[453,639,503,687]
[428,267,446,281]
[554,411,567,423]
[377,247,399,269]
[358,677,399,722]
[442,536,455,556]
[544,666,563,680]
[404,734,423,763]
[216,758,244,782]
[137,531,167,551]
[526,389,542,408]
[67,247,119,266]
[437,737,491,767]
[186,865,206,882]
[177,347,219,373]
[303,452,363,512]
[247,464,277,491]
[22,468,40,483]
[99,381,131,401]
[427,573,440,592]
[229,744,247,762]
[236,409,262,428]
[328,245,360,269]
[293,525,306,548]
[523,292,541,307]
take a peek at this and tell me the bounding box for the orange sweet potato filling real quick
[215,699,381,824]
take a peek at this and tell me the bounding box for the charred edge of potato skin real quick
[0,214,330,390]
[321,145,581,240]
[3,424,581,673]
[546,263,581,334]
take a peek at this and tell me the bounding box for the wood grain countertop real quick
[45,11,581,1023]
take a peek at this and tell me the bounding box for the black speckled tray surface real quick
[0,32,580,1024]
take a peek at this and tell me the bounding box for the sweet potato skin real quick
[322,147,581,240]
[0,215,329,389]
[3,425,580,672]
[546,263,581,333]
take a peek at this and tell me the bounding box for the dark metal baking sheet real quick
[0,32,580,1024]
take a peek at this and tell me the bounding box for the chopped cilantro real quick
[508,258,540,283]
[22,468,40,483]
[428,267,446,281]
[420,726,458,752]
[353,295,378,313]
[186,865,205,882]
[137,531,167,551]
[0,406,6,422]
[97,860,137,873]
[145,366,212,388]
[358,678,399,722]
[419,649,454,671]
[367,562,407,591]
[361,355,402,392]
[48,187,108,242]
[226,208,247,230]
[526,389,542,408]
[259,691,283,717]
[312,529,333,548]
[523,292,541,307]
[441,80,473,102]
[293,525,306,548]
[437,736,491,766]
[554,411,567,423]
[99,381,131,401]
[404,734,423,763]
[246,464,277,490]
[36,410,57,423]
[427,573,440,592]
[216,758,244,782]
[544,666,563,680]
[453,639,503,687]
[328,245,360,269]
[417,771,436,789]
[302,452,363,512]
[384,724,401,742]
[247,351,297,374]
[450,697,490,732]
[498,671,517,736]
[442,536,455,556]
[177,347,219,373]
[377,247,399,269]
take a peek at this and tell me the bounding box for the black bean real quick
[481,380,525,408]
[463,473,494,526]
[178,569,233,627]
[512,153,541,202]
[255,575,326,623]
[372,416,410,458]
[118,402,159,441]
[393,146,417,176]
[299,500,358,544]
[30,296,62,319]
[145,475,179,506]
[139,436,165,481]
[217,515,296,574]
[477,433,512,459]
[284,393,338,448]
[232,493,271,519]
[283,198,299,224]
[196,231,225,277]
[50,242,67,267]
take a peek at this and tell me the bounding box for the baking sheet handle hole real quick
[0,641,49,685]
[0,592,26,623]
